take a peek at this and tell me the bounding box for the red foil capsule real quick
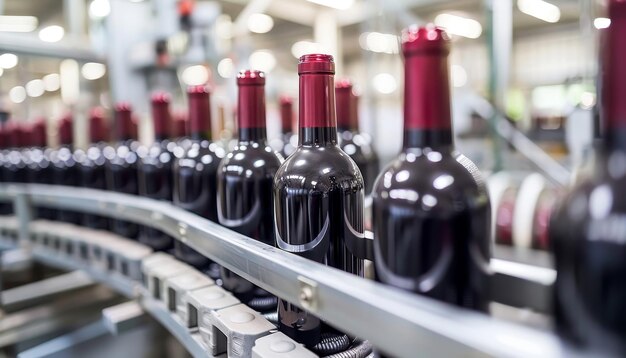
[187,85,212,138]
[114,102,135,141]
[236,70,266,129]
[335,79,358,131]
[58,114,73,146]
[31,118,47,147]
[151,92,172,140]
[279,95,294,133]
[298,54,337,129]
[89,107,110,143]
[402,25,452,130]
[603,0,626,131]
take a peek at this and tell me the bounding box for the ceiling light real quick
[359,32,399,54]
[39,25,65,43]
[0,53,18,69]
[89,0,111,19]
[291,40,325,59]
[434,14,482,39]
[43,73,60,91]
[81,62,106,80]
[594,17,611,29]
[306,0,354,10]
[517,0,560,23]
[247,13,274,34]
[9,86,26,104]
[26,79,45,97]
[217,58,234,78]
[249,50,276,72]
[372,73,397,94]
[0,16,38,32]
[182,65,209,85]
[451,65,467,88]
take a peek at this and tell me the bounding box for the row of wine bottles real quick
[1,0,625,352]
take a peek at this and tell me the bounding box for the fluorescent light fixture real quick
[594,17,611,29]
[43,73,61,91]
[0,16,38,32]
[217,58,234,78]
[372,73,397,94]
[359,32,399,54]
[26,79,45,98]
[451,65,468,88]
[0,53,18,69]
[307,0,354,10]
[81,62,106,80]
[89,0,111,19]
[9,86,26,104]
[247,13,274,34]
[434,13,482,39]
[39,25,65,43]
[181,65,209,85]
[249,50,276,72]
[517,0,560,23]
[291,40,325,59]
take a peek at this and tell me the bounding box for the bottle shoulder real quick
[274,145,363,192]
[219,143,282,177]
[372,149,489,210]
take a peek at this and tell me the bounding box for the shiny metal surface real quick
[0,183,585,357]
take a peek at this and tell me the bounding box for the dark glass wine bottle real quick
[217,70,283,300]
[104,103,140,239]
[49,115,82,223]
[371,26,491,313]
[173,85,225,269]
[76,108,110,230]
[3,122,28,184]
[335,80,379,194]
[273,54,365,347]
[137,93,175,251]
[550,1,626,353]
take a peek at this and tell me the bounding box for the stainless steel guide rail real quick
[0,183,581,357]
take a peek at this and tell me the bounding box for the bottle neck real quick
[335,89,357,132]
[238,83,266,143]
[403,52,453,149]
[189,94,212,141]
[280,104,293,134]
[601,1,626,154]
[299,73,337,146]
[239,128,267,142]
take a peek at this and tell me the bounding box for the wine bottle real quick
[49,115,82,223]
[273,54,365,347]
[137,93,175,251]
[217,70,283,300]
[550,0,626,353]
[335,80,379,194]
[173,85,224,269]
[104,103,140,238]
[371,25,491,312]
[76,108,110,230]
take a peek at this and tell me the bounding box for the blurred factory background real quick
[0,0,600,179]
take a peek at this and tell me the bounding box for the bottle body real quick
[173,139,223,267]
[76,146,110,230]
[338,130,378,194]
[274,129,365,346]
[104,143,140,238]
[50,147,81,224]
[217,138,282,298]
[550,158,626,353]
[137,141,175,250]
[372,145,491,310]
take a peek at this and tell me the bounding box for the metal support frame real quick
[0,184,590,357]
